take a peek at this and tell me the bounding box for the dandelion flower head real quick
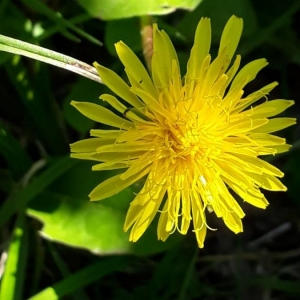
[70,16,295,248]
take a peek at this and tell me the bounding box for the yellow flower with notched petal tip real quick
[70,16,295,248]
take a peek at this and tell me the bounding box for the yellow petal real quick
[71,101,133,130]
[70,152,98,161]
[230,59,268,91]
[223,140,259,157]
[229,182,269,209]
[152,24,180,89]
[201,48,229,97]
[221,153,262,174]
[130,86,172,121]
[92,162,129,171]
[90,129,123,138]
[270,144,292,154]
[244,172,286,191]
[245,100,294,118]
[235,154,284,177]
[186,18,211,82]
[121,153,168,181]
[127,185,166,241]
[219,192,245,218]
[70,138,113,153]
[220,55,241,99]
[180,189,192,228]
[262,174,286,191]
[95,143,150,154]
[100,94,126,114]
[249,133,286,146]
[219,16,243,69]
[223,118,268,135]
[250,118,296,133]
[91,150,144,163]
[115,41,158,98]
[89,166,149,201]
[222,210,243,234]
[93,62,144,109]
[157,205,172,241]
[233,82,278,113]
[191,191,207,248]
[160,192,178,233]
[217,159,256,190]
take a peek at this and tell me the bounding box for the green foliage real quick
[78,0,204,20]
[0,213,28,300]
[0,0,299,299]
[27,161,182,256]
[105,18,142,56]
[29,256,132,300]
[177,0,258,40]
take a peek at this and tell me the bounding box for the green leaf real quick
[0,34,102,83]
[19,0,102,45]
[27,191,134,255]
[4,56,68,155]
[78,0,204,20]
[105,18,141,56]
[37,13,93,42]
[0,213,28,300]
[29,256,132,300]
[0,169,14,193]
[177,0,257,42]
[0,156,77,227]
[0,123,32,179]
[27,191,182,256]
[239,1,300,56]
[47,243,89,300]
[27,161,182,256]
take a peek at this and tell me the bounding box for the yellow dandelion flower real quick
[70,16,295,248]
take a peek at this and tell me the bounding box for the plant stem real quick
[0,34,102,83]
[140,15,153,72]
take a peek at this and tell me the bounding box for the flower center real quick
[165,113,202,157]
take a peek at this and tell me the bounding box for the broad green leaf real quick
[78,0,204,20]
[27,191,133,255]
[27,161,182,256]
[27,191,182,256]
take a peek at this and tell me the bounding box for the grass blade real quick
[21,0,102,46]
[0,35,101,83]
[29,256,131,300]
[0,212,28,300]
[0,156,77,227]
